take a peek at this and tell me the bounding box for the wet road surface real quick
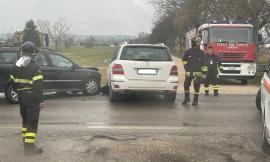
[0,93,269,162]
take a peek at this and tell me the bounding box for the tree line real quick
[149,0,270,51]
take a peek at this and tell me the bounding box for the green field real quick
[59,46,115,86]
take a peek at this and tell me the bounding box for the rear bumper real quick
[110,75,179,93]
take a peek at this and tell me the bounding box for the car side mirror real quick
[73,64,79,69]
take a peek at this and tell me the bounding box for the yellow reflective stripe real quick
[185,72,191,77]
[219,66,223,69]
[201,66,208,71]
[193,72,201,77]
[22,128,27,131]
[25,139,35,143]
[10,75,14,80]
[26,133,36,138]
[182,61,188,65]
[204,87,209,90]
[17,87,32,91]
[213,85,219,90]
[33,75,43,81]
[195,92,200,95]
[13,78,33,84]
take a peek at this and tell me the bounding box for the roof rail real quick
[156,43,165,46]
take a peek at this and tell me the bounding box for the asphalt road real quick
[0,92,269,162]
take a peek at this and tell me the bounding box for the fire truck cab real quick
[186,20,257,84]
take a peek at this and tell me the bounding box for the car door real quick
[0,51,18,91]
[47,53,86,90]
[35,53,58,91]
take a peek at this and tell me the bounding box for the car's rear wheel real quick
[83,78,100,96]
[109,84,119,102]
[256,88,262,112]
[5,85,18,104]
[262,115,270,153]
[164,91,176,102]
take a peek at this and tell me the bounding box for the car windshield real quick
[209,27,254,43]
[120,46,172,61]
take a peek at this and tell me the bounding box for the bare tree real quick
[37,18,71,50]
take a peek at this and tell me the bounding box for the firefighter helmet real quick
[20,41,36,56]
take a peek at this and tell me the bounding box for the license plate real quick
[227,67,237,70]
[137,69,157,75]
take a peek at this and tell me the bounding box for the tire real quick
[262,116,270,154]
[164,92,176,102]
[108,84,119,102]
[241,79,248,85]
[83,78,100,96]
[256,88,262,112]
[5,85,18,104]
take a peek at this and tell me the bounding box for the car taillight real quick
[170,65,178,76]
[112,64,124,75]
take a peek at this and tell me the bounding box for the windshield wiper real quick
[131,58,150,61]
[214,41,229,43]
[232,41,248,44]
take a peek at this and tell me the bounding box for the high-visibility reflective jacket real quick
[182,47,208,75]
[10,61,44,103]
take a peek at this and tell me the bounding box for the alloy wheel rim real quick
[85,80,98,94]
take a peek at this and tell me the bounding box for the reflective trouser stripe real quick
[25,139,35,143]
[25,132,36,143]
[204,87,209,91]
[213,85,219,90]
[22,128,27,137]
[195,92,200,95]
[184,91,190,93]
[201,66,208,72]
[185,72,191,77]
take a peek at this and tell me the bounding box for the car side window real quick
[111,47,120,62]
[34,53,49,66]
[49,54,73,68]
[0,51,17,64]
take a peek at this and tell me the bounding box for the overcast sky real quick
[0,0,155,36]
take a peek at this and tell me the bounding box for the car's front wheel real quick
[83,78,100,96]
[5,85,18,104]
[256,88,262,112]
[164,92,176,102]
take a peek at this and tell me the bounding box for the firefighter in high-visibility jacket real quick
[182,36,208,106]
[204,46,223,96]
[10,41,45,155]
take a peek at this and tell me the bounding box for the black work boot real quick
[192,94,199,106]
[182,92,190,105]
[214,89,219,96]
[24,144,43,156]
[205,90,209,96]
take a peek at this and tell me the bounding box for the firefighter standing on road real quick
[182,36,208,106]
[10,41,45,155]
[204,46,223,96]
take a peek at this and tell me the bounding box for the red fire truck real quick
[186,20,257,84]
